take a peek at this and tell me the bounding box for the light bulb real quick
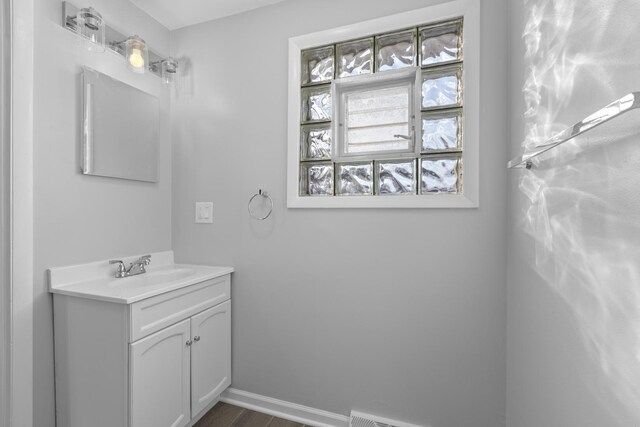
[129,48,145,69]
[124,35,148,74]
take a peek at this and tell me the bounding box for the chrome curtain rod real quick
[508,92,640,169]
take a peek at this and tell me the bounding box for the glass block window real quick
[336,162,373,195]
[298,18,464,197]
[377,159,416,195]
[336,38,373,78]
[376,29,417,72]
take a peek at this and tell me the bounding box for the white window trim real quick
[287,0,480,208]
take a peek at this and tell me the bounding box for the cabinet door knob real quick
[193,336,201,342]
[186,340,192,346]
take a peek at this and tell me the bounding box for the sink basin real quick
[107,267,195,288]
[147,267,195,281]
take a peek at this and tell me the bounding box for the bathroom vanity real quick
[49,251,233,427]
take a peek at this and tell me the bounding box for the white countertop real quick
[49,251,233,304]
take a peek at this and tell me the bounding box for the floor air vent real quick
[349,411,422,427]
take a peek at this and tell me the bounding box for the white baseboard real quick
[220,388,350,427]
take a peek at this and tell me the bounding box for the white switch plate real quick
[195,202,213,223]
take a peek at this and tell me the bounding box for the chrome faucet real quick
[109,255,151,278]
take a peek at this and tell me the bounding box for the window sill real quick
[287,193,478,209]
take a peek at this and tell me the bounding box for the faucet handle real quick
[109,260,126,276]
[138,255,152,265]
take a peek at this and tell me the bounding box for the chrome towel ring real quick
[248,189,273,220]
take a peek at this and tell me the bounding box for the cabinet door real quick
[190,300,231,417]
[130,318,191,427]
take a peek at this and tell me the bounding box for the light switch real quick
[195,202,213,223]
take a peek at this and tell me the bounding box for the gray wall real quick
[170,1,508,426]
[506,1,640,426]
[32,1,171,425]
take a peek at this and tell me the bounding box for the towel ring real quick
[248,189,273,220]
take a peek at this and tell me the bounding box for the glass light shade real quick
[76,7,105,53]
[161,58,178,85]
[125,35,148,74]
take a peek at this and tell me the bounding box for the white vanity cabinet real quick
[51,261,233,427]
[130,301,231,427]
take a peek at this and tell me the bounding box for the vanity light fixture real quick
[63,2,180,82]
[161,58,179,84]
[72,6,106,52]
[151,57,179,85]
[123,35,149,74]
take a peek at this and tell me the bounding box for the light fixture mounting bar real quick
[62,1,167,77]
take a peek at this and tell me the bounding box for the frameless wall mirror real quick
[82,67,159,182]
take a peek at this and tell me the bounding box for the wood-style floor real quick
[194,402,310,427]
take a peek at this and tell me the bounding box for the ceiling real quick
[131,0,287,30]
